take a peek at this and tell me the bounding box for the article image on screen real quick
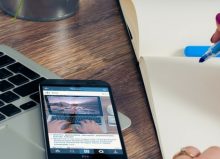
[46,96,102,115]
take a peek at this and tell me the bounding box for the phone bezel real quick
[39,79,128,159]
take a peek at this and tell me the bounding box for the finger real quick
[173,156,192,159]
[60,122,72,130]
[75,125,83,133]
[211,13,220,43]
[216,13,220,28]
[79,120,87,125]
[56,120,66,123]
[210,30,220,43]
[84,120,91,123]
[91,120,96,124]
[59,120,71,124]
[181,146,201,158]
[196,146,220,159]
[173,146,201,159]
[49,120,57,123]
[90,120,99,126]
[63,127,73,133]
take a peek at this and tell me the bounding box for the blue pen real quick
[199,41,220,63]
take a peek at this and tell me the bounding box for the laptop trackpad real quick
[0,125,45,159]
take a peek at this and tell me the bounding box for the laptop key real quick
[0,113,5,121]
[0,52,4,56]
[0,101,4,107]
[0,80,14,92]
[30,92,40,103]
[0,68,13,79]
[13,77,46,97]
[20,101,37,110]
[0,91,20,103]
[0,55,15,68]
[7,62,40,80]
[8,74,29,86]
[0,104,21,117]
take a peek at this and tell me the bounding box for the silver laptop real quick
[0,44,130,159]
[0,45,60,159]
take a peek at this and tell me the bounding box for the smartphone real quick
[39,79,128,159]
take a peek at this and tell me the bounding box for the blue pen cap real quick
[184,46,220,57]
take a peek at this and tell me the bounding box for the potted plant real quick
[0,0,79,21]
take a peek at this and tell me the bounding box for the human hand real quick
[48,120,73,133]
[211,13,220,43]
[75,120,103,134]
[173,146,220,159]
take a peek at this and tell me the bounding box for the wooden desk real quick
[0,0,162,158]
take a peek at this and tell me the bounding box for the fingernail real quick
[216,13,220,24]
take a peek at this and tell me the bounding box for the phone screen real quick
[41,85,125,157]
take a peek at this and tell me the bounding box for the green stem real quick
[14,0,24,20]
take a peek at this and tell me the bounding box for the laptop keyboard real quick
[0,51,46,122]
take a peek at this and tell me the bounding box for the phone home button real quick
[98,150,104,154]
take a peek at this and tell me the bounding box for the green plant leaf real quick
[14,0,24,20]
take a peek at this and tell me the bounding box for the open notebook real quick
[140,56,220,158]
[119,0,220,158]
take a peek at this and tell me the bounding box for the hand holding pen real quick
[199,13,220,63]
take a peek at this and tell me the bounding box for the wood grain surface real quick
[0,0,162,158]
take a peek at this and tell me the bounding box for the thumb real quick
[196,147,220,159]
[64,127,73,133]
[210,29,220,43]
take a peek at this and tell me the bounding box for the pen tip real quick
[199,58,205,63]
